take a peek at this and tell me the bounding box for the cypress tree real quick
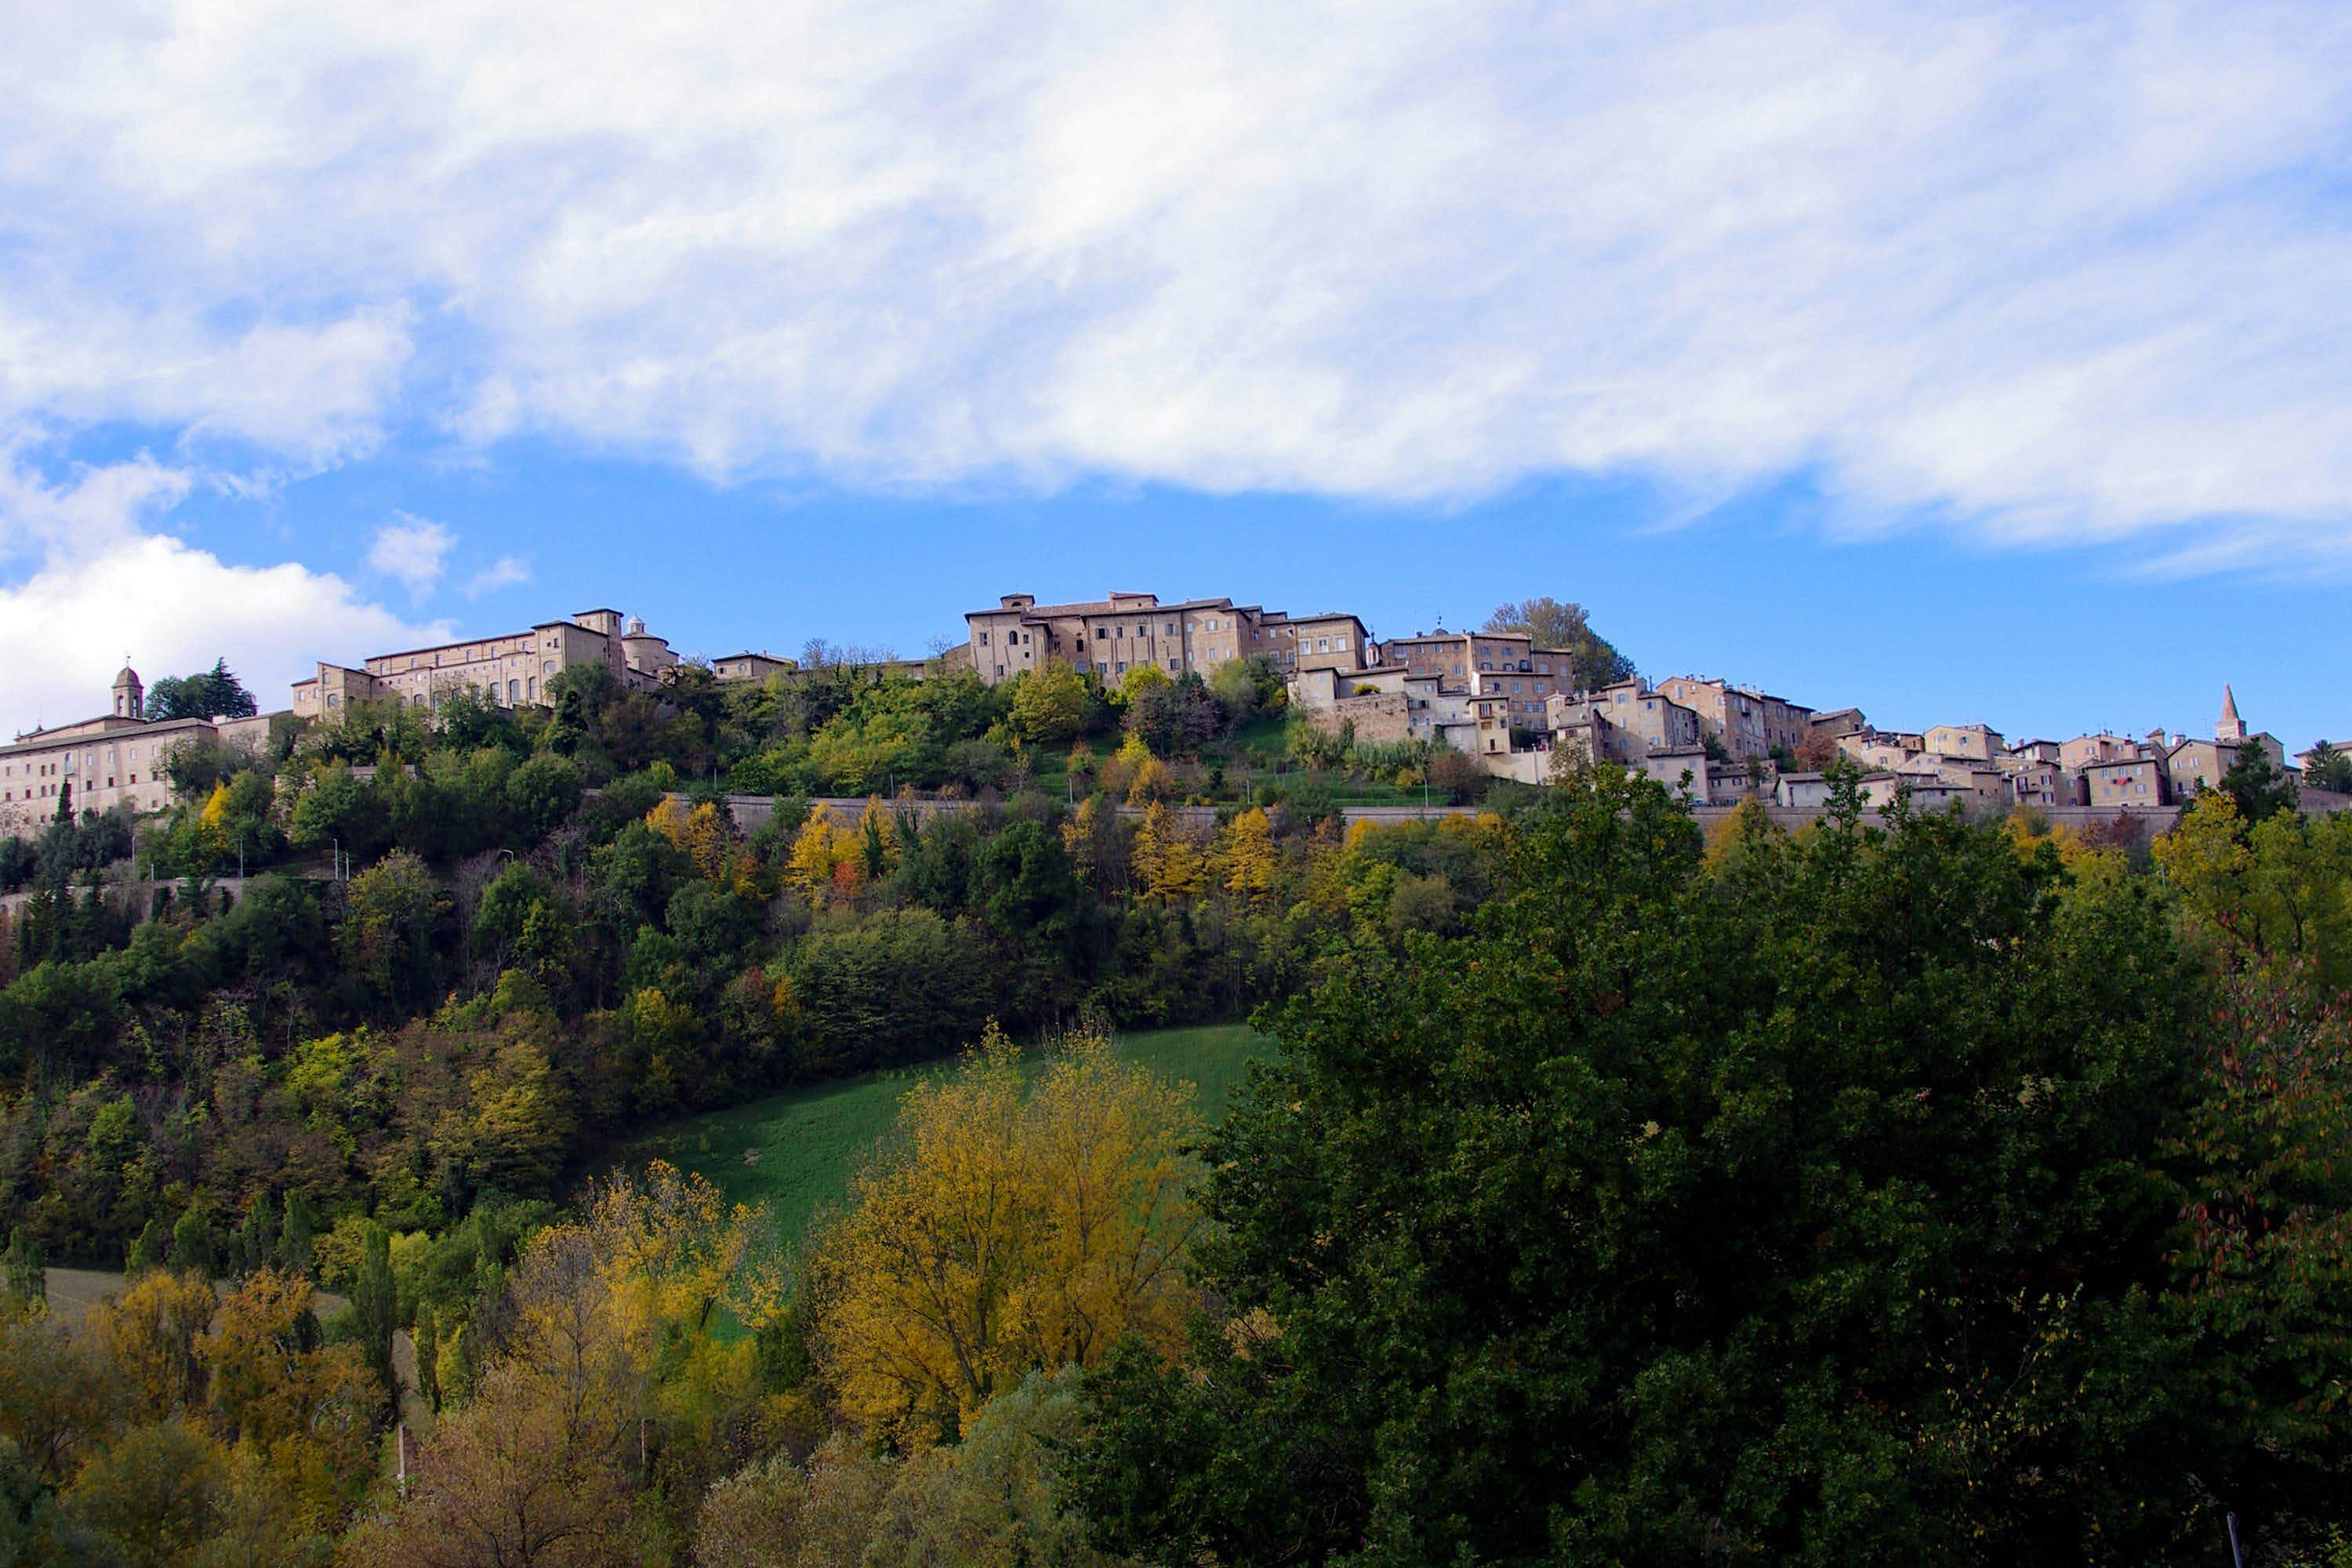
[171,1207,216,1278]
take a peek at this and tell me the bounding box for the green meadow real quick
[614,1022,1268,1247]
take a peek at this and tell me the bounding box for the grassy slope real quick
[616,1022,1269,1249]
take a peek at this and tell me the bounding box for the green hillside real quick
[614,1022,1268,1247]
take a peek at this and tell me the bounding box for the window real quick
[979,631,990,645]
[1095,627,1109,640]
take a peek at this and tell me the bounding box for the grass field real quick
[615,1022,1269,1248]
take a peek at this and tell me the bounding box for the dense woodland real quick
[0,653,2348,1564]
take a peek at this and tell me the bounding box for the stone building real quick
[292,608,678,719]
[1377,629,1578,728]
[1,666,281,839]
[1654,677,1815,760]
[713,652,796,684]
[964,590,1367,687]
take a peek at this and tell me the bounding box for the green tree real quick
[63,1417,226,1565]
[169,1209,214,1279]
[505,752,583,841]
[350,1221,397,1408]
[145,659,259,722]
[338,849,445,1014]
[1008,662,1089,747]
[2220,740,2300,824]
[1072,778,2318,1564]
[2306,739,2352,794]
[1483,596,1634,689]
[2,1227,44,1310]
[413,1301,441,1413]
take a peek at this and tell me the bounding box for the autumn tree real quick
[1792,727,1840,771]
[811,1024,1200,1445]
[1216,807,1279,900]
[1130,802,1205,901]
[197,1268,380,1509]
[696,1367,1124,1568]
[784,804,844,902]
[85,1269,216,1418]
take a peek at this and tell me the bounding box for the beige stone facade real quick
[1925,723,2005,761]
[2,667,284,839]
[1655,677,1815,760]
[967,592,1283,685]
[292,608,677,719]
[1289,613,1371,674]
[2060,733,2136,771]
[2084,756,2168,807]
[1377,630,1577,727]
[713,652,796,683]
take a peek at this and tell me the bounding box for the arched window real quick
[527,677,538,701]
[507,679,520,704]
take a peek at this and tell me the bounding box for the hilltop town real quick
[1,586,2337,839]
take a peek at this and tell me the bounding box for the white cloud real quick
[367,513,455,597]
[0,456,446,736]
[4,2,2352,564]
[464,554,532,597]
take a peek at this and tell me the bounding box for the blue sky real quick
[2,0,2347,749]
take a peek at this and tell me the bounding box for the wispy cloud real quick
[368,513,455,598]
[5,2,2352,566]
[465,554,532,597]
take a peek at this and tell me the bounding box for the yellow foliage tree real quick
[644,794,694,853]
[1131,801,1205,902]
[1126,755,1176,804]
[197,1269,380,1522]
[684,800,734,881]
[85,1269,216,1419]
[1217,806,1279,899]
[811,1023,1200,1445]
[786,803,843,901]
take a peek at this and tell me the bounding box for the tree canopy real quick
[1482,597,1634,689]
[1069,775,2347,1564]
[145,659,259,722]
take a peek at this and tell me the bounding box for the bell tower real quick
[112,660,143,720]
[2217,684,2246,743]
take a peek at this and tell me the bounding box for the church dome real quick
[114,665,141,687]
